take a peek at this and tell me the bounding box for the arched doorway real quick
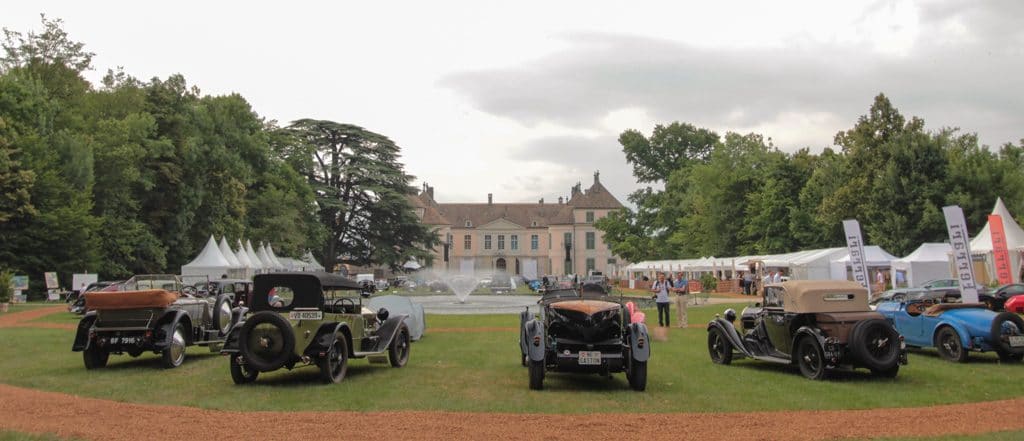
[495,258,507,272]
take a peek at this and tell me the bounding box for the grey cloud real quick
[441,2,1024,149]
[505,135,637,205]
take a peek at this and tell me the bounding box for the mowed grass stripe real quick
[1,302,1022,414]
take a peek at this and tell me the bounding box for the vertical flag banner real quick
[943,206,979,303]
[989,214,1013,285]
[842,219,872,296]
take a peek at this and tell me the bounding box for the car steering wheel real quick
[332,297,356,313]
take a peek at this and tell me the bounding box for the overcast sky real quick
[6,1,1023,205]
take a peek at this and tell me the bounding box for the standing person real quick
[651,272,671,327]
[673,272,689,328]
[742,271,752,295]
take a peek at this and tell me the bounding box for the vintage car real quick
[220,272,410,384]
[68,281,123,314]
[519,283,650,391]
[707,280,907,380]
[876,298,1024,362]
[980,284,1024,311]
[193,279,253,306]
[72,275,233,369]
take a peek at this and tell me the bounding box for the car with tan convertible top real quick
[707,280,907,380]
[72,275,234,369]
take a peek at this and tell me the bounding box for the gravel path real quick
[0,305,69,329]
[1,383,1022,441]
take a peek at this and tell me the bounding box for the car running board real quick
[352,350,387,358]
[749,355,791,364]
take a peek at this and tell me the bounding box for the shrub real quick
[0,270,13,303]
[699,273,718,292]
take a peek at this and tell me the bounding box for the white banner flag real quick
[842,219,872,295]
[943,206,979,303]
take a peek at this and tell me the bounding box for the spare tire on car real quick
[991,312,1024,358]
[238,311,295,372]
[848,318,901,371]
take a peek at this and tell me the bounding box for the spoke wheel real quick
[796,336,827,380]
[230,356,259,384]
[388,324,411,368]
[318,332,349,384]
[935,327,968,363]
[707,327,733,365]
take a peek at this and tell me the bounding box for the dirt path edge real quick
[1,383,1023,441]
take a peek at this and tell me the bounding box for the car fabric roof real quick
[776,280,870,313]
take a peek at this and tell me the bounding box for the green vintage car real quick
[220,272,411,384]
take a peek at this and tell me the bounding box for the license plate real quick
[289,310,322,321]
[111,336,138,345]
[578,351,601,365]
[1010,335,1024,347]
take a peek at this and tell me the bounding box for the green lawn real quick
[0,302,1022,414]
[868,431,1024,441]
[0,432,80,441]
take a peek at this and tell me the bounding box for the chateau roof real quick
[568,181,624,209]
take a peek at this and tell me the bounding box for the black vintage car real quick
[72,275,234,369]
[519,283,650,391]
[707,280,907,380]
[220,272,410,384]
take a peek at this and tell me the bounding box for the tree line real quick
[0,16,435,295]
[597,94,1024,263]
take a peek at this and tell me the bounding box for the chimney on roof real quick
[539,198,544,204]
[558,196,563,204]
[426,184,434,200]
[488,193,493,205]
[594,170,600,184]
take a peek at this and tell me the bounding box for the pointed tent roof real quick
[257,243,276,270]
[183,236,231,269]
[218,237,241,267]
[894,243,952,263]
[266,243,285,268]
[301,251,325,271]
[969,197,1024,253]
[245,240,265,268]
[234,239,253,268]
[835,245,898,266]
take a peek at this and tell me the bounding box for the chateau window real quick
[465,220,472,227]
[498,235,505,250]
[510,235,518,250]
[530,235,538,250]
[484,235,492,250]
[531,221,538,227]
[464,235,471,250]
[586,232,595,250]
[586,211,594,223]
[586,258,596,273]
[563,232,572,247]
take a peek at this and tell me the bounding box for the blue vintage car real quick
[876,299,1024,363]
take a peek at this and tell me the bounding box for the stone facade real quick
[410,172,627,278]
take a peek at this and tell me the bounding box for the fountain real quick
[445,274,480,304]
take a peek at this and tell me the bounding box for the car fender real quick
[306,322,354,357]
[708,318,752,358]
[790,326,826,362]
[524,318,546,362]
[931,320,973,349]
[371,314,410,353]
[156,310,192,347]
[220,306,250,353]
[518,308,532,356]
[627,322,651,362]
[71,311,98,351]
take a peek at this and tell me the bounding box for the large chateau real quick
[410,172,627,278]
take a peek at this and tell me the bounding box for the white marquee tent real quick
[257,243,277,271]
[890,242,952,288]
[968,197,1024,283]
[831,246,898,280]
[301,251,325,271]
[234,239,254,269]
[182,236,232,280]
[218,237,242,268]
[245,240,265,269]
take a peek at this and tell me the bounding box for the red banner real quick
[990,214,1013,285]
